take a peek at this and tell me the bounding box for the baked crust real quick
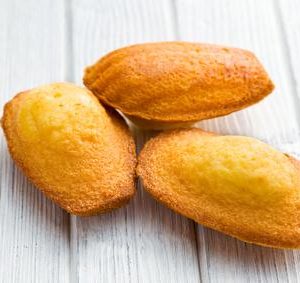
[137,128,300,249]
[1,83,136,216]
[84,42,274,129]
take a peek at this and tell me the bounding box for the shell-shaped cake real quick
[2,83,136,216]
[84,42,274,129]
[137,129,300,248]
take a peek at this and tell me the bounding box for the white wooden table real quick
[1,0,300,282]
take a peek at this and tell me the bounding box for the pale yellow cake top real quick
[2,83,136,215]
[137,129,300,248]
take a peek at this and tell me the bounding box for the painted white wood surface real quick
[70,1,200,282]
[175,0,300,282]
[1,0,300,282]
[278,0,300,99]
[176,0,300,140]
[0,0,70,282]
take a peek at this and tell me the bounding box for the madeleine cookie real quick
[2,83,136,216]
[84,42,274,129]
[137,129,300,248]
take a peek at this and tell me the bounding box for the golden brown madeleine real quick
[137,129,300,248]
[84,42,274,130]
[2,83,136,216]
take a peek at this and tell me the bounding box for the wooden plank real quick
[175,0,300,282]
[176,0,300,144]
[275,0,300,280]
[277,0,300,99]
[2,0,300,282]
[70,0,200,282]
[0,0,70,282]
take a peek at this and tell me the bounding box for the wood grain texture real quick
[70,0,200,282]
[0,0,70,282]
[175,0,300,282]
[277,0,300,100]
[175,0,300,143]
[1,0,300,282]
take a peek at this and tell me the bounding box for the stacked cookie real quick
[2,42,300,249]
